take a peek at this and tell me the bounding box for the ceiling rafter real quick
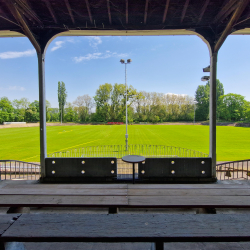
[144,0,149,24]
[213,0,237,24]
[42,0,58,24]
[214,0,250,52]
[15,0,42,25]
[126,0,128,24]
[198,0,210,23]
[107,0,112,24]
[181,0,190,23]
[217,2,238,24]
[162,0,170,23]
[64,0,75,24]
[85,0,93,24]
[4,0,41,53]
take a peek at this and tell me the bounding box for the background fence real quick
[216,159,250,180]
[0,160,40,180]
[47,145,209,158]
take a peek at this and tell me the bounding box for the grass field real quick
[0,124,250,162]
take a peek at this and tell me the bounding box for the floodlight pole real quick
[193,100,197,124]
[120,59,131,151]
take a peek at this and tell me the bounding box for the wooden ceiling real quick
[0,0,250,52]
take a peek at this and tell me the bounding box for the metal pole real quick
[209,52,218,178]
[193,103,195,124]
[125,63,128,151]
[38,51,47,178]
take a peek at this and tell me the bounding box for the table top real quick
[122,155,145,163]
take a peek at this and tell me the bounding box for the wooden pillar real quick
[37,51,47,178]
[209,52,217,178]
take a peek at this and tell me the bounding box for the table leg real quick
[133,163,135,184]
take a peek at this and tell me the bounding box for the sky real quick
[0,34,250,108]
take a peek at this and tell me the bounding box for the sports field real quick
[0,124,249,162]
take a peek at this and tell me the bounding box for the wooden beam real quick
[162,0,170,23]
[216,2,238,24]
[16,0,42,25]
[144,0,149,24]
[85,0,93,24]
[198,0,210,23]
[43,0,58,24]
[107,0,112,24]
[126,0,128,24]
[181,0,190,23]
[4,0,41,53]
[214,0,250,52]
[213,0,237,24]
[64,0,75,24]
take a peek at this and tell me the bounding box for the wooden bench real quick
[1,213,250,250]
[1,183,250,209]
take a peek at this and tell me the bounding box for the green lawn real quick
[0,124,249,162]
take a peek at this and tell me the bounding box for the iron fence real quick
[0,160,41,181]
[2,157,250,181]
[216,159,250,180]
[48,145,209,158]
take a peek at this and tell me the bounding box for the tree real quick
[73,95,93,122]
[195,79,224,121]
[218,93,247,121]
[58,81,67,123]
[94,83,112,122]
[0,97,14,123]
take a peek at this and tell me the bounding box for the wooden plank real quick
[3,184,128,189]
[0,195,128,206]
[0,215,18,236]
[0,188,127,196]
[2,214,250,241]
[128,188,250,196]
[128,184,250,189]
[128,195,250,207]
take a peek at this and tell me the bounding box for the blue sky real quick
[0,34,250,108]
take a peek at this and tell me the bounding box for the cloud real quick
[88,36,102,50]
[51,41,65,51]
[73,51,129,63]
[165,93,187,96]
[0,86,25,91]
[0,49,36,59]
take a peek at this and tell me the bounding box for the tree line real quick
[1,80,250,124]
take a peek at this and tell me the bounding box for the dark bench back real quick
[44,157,117,182]
[138,157,212,181]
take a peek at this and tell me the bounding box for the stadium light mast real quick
[120,59,132,151]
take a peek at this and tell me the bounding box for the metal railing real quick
[216,159,250,180]
[48,145,209,158]
[0,160,41,181]
[2,157,249,181]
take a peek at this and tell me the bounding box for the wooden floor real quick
[0,180,250,208]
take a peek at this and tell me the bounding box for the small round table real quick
[122,155,145,184]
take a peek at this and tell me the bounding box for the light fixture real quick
[201,76,210,81]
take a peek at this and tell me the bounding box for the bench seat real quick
[1,214,250,250]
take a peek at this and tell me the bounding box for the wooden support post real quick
[209,52,218,178]
[151,242,164,250]
[38,52,47,178]
[108,207,119,214]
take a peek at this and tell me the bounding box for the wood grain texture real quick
[128,196,250,207]
[0,215,19,236]
[0,188,127,196]
[2,214,250,242]
[127,184,250,189]
[0,195,128,206]
[128,188,250,196]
